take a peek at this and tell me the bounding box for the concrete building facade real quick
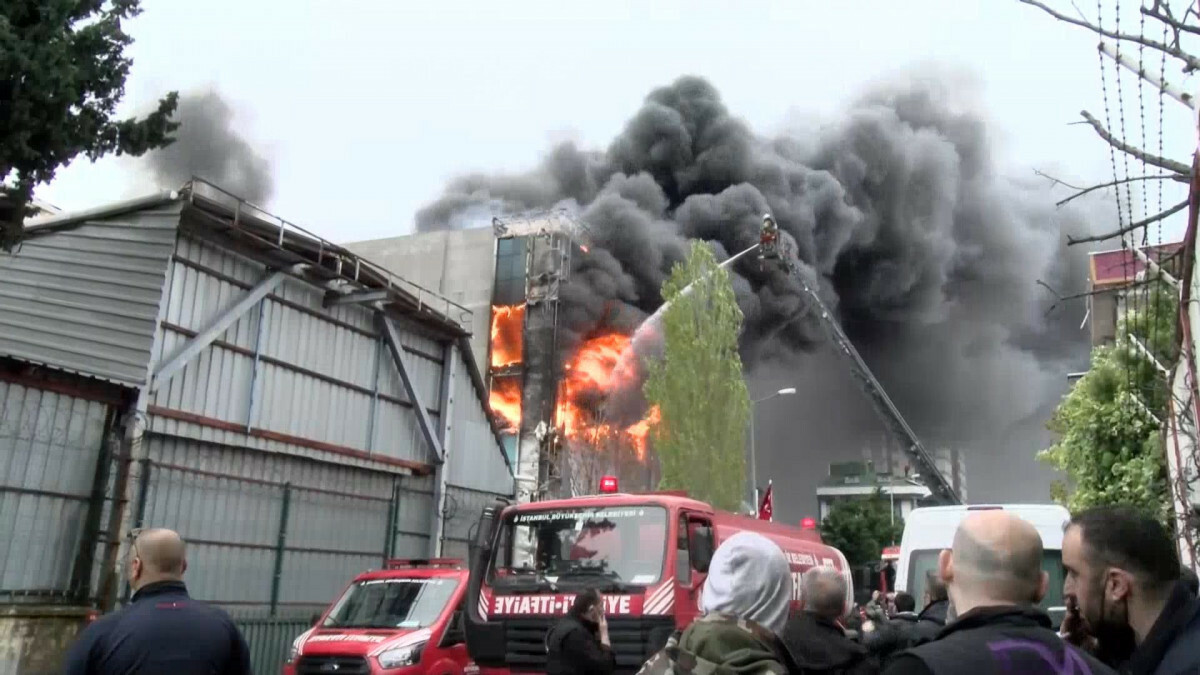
[816,461,932,523]
[349,213,590,500]
[863,441,967,504]
[0,180,512,672]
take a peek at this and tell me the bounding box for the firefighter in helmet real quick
[760,213,780,267]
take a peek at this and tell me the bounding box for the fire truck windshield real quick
[489,505,668,590]
[322,577,460,629]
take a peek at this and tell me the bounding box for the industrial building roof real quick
[24,180,473,336]
[1089,242,1184,290]
[2,179,507,464]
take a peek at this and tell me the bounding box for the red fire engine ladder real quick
[782,260,962,505]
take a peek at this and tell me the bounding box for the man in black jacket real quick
[64,528,251,674]
[782,567,878,675]
[1061,506,1200,675]
[911,572,948,645]
[883,510,1114,675]
[546,588,616,675]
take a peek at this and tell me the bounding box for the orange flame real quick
[625,406,662,460]
[555,333,660,460]
[489,377,522,433]
[490,305,525,370]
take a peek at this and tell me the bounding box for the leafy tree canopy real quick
[1,1,178,247]
[1039,282,1176,519]
[820,490,904,568]
[645,240,750,512]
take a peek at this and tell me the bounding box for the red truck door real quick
[671,512,715,628]
[427,601,470,675]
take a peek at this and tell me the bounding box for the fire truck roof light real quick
[800,517,818,530]
[599,476,619,494]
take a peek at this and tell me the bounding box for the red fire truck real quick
[463,479,851,674]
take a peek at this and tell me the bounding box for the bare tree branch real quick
[1067,199,1189,245]
[1034,170,1186,207]
[1080,111,1193,175]
[1034,169,1088,191]
[1038,275,1170,315]
[1143,3,1200,36]
[1017,0,1200,71]
[1142,0,1200,53]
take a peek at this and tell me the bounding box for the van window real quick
[906,550,1066,613]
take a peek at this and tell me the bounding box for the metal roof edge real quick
[22,191,180,236]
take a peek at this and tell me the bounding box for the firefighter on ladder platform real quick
[759,213,780,270]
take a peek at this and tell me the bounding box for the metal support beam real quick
[270,483,292,616]
[383,477,400,562]
[378,312,444,462]
[324,289,391,307]
[429,342,458,557]
[152,270,289,392]
[245,298,270,431]
[367,337,383,452]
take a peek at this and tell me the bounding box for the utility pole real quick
[749,388,796,512]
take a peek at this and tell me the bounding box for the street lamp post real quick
[750,387,796,510]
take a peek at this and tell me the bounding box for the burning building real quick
[348,212,659,502]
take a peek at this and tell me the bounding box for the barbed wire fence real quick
[1020,0,1199,568]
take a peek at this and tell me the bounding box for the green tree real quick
[1,1,178,249]
[820,490,904,568]
[1039,281,1176,518]
[644,240,750,511]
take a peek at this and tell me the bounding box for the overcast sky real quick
[39,0,1196,244]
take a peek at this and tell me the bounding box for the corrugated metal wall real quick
[132,233,509,616]
[446,345,514,495]
[136,436,434,617]
[149,236,441,470]
[0,204,179,386]
[0,380,113,601]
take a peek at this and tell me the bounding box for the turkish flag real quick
[758,481,774,521]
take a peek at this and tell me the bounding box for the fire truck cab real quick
[463,480,851,674]
[285,559,478,675]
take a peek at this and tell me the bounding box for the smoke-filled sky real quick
[416,73,1111,515]
[36,0,1195,516]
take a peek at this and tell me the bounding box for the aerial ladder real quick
[760,215,962,504]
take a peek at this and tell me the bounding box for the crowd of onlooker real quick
[550,505,1200,675]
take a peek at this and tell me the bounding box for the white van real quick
[894,504,1071,625]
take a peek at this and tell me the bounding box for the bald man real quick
[883,511,1114,675]
[64,528,251,674]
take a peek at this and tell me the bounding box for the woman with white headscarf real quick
[636,531,795,675]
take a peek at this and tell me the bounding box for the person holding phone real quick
[546,588,615,675]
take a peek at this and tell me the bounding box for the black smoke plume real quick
[142,90,273,204]
[417,74,1101,506]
